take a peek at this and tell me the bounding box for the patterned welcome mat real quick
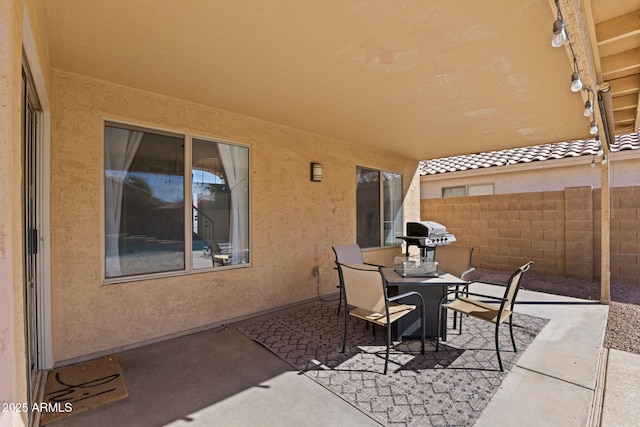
[40,355,128,425]
[239,301,548,426]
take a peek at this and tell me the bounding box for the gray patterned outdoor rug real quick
[239,300,549,426]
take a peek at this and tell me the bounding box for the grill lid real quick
[403,221,456,248]
[406,221,447,237]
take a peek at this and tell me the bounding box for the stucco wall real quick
[50,70,421,363]
[420,154,640,199]
[1,1,26,424]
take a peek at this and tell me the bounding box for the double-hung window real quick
[356,166,403,249]
[104,122,250,280]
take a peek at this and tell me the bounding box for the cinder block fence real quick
[421,185,640,286]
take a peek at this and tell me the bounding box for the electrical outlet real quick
[314,266,322,277]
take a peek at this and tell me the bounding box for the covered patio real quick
[2,1,640,426]
[40,275,612,426]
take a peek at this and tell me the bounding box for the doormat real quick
[39,355,128,425]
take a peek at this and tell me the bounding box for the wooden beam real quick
[614,109,637,123]
[637,90,640,134]
[601,48,640,79]
[596,11,640,46]
[615,124,636,134]
[609,75,640,96]
[612,94,637,111]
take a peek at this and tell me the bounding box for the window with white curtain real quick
[104,122,250,281]
[356,166,403,249]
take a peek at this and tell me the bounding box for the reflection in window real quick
[104,123,250,280]
[442,186,466,198]
[356,167,380,248]
[383,171,403,246]
[104,126,185,278]
[356,166,403,249]
[192,139,249,270]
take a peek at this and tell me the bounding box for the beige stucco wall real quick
[1,0,25,424]
[50,70,420,363]
[420,154,640,199]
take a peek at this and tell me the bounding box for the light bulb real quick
[597,147,604,156]
[590,159,596,168]
[551,19,568,47]
[590,120,598,135]
[571,72,583,92]
[583,100,593,117]
[601,155,608,165]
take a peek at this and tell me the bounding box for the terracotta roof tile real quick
[420,132,639,175]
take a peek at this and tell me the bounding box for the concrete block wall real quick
[564,187,594,280]
[422,191,566,276]
[609,187,640,286]
[421,185,640,286]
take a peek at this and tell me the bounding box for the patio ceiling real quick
[590,0,640,137]
[41,0,639,160]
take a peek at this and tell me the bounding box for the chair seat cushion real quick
[444,297,511,324]
[349,302,415,326]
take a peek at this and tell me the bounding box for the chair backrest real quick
[337,261,386,313]
[502,261,534,309]
[332,244,365,264]
[434,245,474,279]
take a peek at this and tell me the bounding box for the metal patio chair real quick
[332,244,384,316]
[436,261,534,371]
[336,261,425,374]
[433,245,475,331]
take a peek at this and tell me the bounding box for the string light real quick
[551,1,598,139]
[583,98,593,117]
[551,2,568,48]
[597,136,604,156]
[571,72,583,92]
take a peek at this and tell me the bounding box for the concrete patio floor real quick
[47,285,622,427]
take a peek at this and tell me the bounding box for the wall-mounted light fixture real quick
[311,162,323,182]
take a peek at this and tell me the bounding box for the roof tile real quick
[420,132,639,175]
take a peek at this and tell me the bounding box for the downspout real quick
[599,149,611,304]
[597,83,614,304]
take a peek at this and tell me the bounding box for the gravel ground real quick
[472,268,640,356]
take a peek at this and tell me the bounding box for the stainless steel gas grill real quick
[400,221,456,258]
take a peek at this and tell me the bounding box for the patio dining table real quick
[381,267,467,341]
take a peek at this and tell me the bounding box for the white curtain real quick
[104,127,143,277]
[384,172,403,246]
[218,143,249,263]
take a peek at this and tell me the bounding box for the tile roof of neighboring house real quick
[420,132,640,176]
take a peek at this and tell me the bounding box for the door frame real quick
[22,8,53,372]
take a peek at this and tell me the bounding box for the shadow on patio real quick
[44,279,610,427]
